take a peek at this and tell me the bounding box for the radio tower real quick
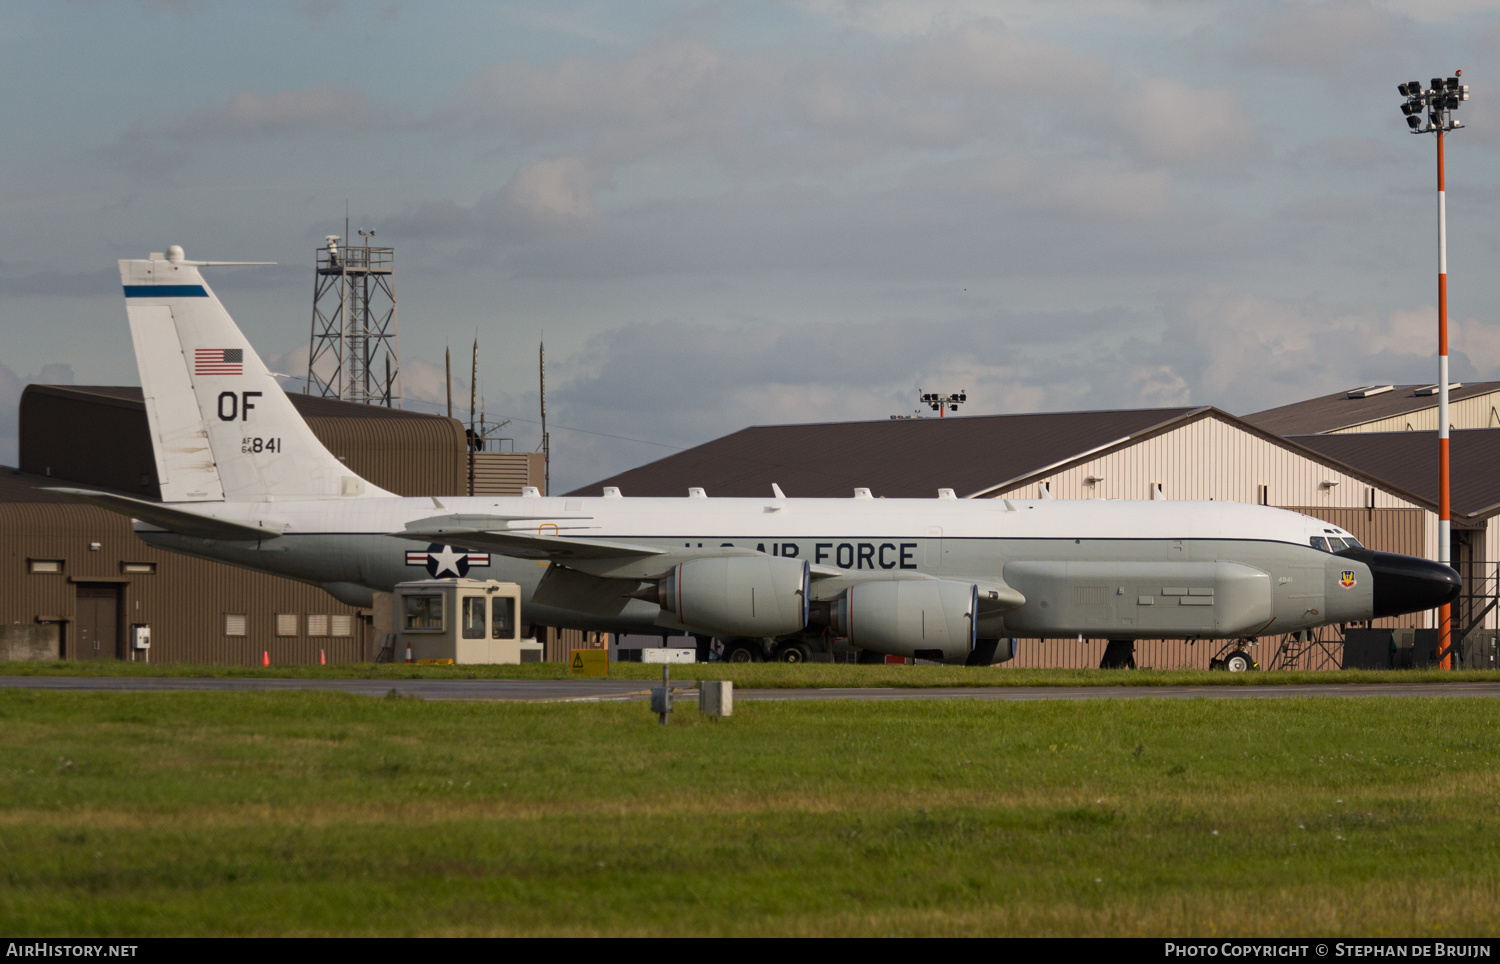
[306,225,401,406]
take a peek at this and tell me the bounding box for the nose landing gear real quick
[1209,638,1259,672]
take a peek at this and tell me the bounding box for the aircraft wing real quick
[47,487,282,542]
[396,513,774,581]
[396,514,662,562]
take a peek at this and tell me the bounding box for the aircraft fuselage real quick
[135,494,1416,640]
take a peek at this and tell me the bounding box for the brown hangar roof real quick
[1243,382,1500,437]
[1292,430,1500,521]
[20,385,469,498]
[568,407,1204,499]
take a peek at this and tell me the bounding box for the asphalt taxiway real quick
[2,676,1498,703]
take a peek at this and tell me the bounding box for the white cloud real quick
[159,85,371,140]
[1232,1,1409,75]
[1115,77,1258,165]
[0,362,74,468]
[507,157,602,221]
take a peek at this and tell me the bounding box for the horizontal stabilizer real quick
[47,488,281,542]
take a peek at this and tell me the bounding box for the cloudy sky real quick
[3,0,1500,492]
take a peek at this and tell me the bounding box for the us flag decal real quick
[195,348,243,375]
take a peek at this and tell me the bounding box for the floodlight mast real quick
[919,389,967,418]
[1398,71,1469,669]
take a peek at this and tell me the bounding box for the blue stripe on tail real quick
[123,285,208,298]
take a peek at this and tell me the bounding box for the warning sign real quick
[570,649,609,677]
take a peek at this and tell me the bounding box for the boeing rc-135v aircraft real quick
[57,249,1461,664]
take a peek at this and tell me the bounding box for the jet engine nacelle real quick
[831,579,977,663]
[659,556,810,637]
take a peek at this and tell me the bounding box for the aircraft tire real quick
[723,640,761,663]
[1224,650,1256,672]
[774,641,810,663]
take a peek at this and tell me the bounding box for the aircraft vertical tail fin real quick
[120,249,393,503]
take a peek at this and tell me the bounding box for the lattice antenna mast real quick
[306,229,401,406]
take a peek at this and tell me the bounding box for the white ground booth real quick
[393,578,542,664]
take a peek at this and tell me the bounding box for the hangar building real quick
[576,403,1500,668]
[1,385,547,663]
[1245,381,1500,436]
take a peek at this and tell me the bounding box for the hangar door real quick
[74,584,121,660]
[1279,506,1424,558]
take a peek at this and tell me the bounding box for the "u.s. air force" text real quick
[692,542,921,570]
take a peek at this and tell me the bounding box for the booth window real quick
[404,594,443,631]
[462,597,487,639]
[492,598,516,639]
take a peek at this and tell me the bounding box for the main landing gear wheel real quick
[774,642,810,663]
[723,641,761,663]
[1223,650,1256,672]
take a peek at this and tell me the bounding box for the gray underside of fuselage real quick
[137,531,1371,640]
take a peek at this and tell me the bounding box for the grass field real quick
[2,689,1498,936]
[4,658,1499,688]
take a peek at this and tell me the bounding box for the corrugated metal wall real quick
[1329,390,1500,434]
[995,415,1430,513]
[542,627,607,663]
[1006,636,1340,671]
[471,452,546,496]
[0,498,366,665]
[1282,506,1425,557]
[987,415,1446,664]
[306,414,467,497]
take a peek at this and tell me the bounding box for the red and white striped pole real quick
[1436,128,1452,670]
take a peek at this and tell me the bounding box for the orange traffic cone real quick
[262,651,270,667]
[319,649,326,666]
[405,642,413,664]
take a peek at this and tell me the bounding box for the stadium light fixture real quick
[1397,70,1468,669]
[920,389,967,418]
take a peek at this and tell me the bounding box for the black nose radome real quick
[1338,548,1462,618]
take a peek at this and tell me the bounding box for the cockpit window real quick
[1309,536,1328,551]
[1343,537,1363,549]
[1326,537,1348,552]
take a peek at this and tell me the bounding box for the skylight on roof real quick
[1413,383,1462,396]
[1346,385,1394,399]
